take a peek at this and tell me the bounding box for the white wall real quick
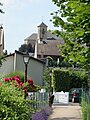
[16,53,45,86]
[28,58,44,86]
[0,55,14,75]
[0,52,45,86]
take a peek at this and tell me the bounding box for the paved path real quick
[48,103,82,120]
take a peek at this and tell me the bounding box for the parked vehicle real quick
[69,88,82,103]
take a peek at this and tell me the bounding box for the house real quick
[0,25,4,56]
[0,50,45,86]
[19,22,64,61]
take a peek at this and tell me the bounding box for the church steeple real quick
[37,22,48,43]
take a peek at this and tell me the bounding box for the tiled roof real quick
[47,32,61,40]
[37,40,64,56]
[24,33,37,40]
[37,22,47,27]
[23,24,64,56]
[25,31,61,41]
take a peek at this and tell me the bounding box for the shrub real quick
[0,75,41,119]
[53,69,70,92]
[5,71,24,82]
[52,68,88,92]
[81,97,90,120]
[3,76,41,95]
[0,82,32,120]
[81,98,87,120]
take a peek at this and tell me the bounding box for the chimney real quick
[34,39,38,58]
[0,25,4,56]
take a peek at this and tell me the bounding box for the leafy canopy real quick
[51,0,90,69]
[0,2,4,13]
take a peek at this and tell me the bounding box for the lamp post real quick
[49,70,52,96]
[23,54,30,83]
[49,70,52,106]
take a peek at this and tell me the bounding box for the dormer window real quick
[42,28,45,38]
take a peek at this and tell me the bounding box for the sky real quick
[0,0,59,54]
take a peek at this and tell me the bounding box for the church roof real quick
[37,22,48,27]
[25,33,37,41]
[23,22,64,57]
[37,40,64,56]
[47,32,60,40]
[25,31,61,41]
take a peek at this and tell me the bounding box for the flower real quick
[23,87,28,95]
[4,78,9,82]
[27,77,33,85]
[3,75,41,96]
[15,77,20,83]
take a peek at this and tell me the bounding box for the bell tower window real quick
[42,28,45,38]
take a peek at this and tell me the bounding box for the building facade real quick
[0,50,45,86]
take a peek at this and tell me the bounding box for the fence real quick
[27,92,49,111]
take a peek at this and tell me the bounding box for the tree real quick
[51,0,90,70]
[0,2,4,67]
[0,2,4,13]
[19,43,34,53]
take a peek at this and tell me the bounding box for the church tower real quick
[0,25,4,56]
[37,22,47,43]
[34,22,48,58]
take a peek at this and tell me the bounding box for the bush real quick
[53,69,70,91]
[52,68,88,92]
[81,98,87,120]
[5,71,24,82]
[0,82,33,120]
[81,97,90,120]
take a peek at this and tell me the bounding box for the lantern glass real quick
[23,55,30,64]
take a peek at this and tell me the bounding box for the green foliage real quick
[82,98,87,120]
[43,68,88,92]
[43,68,51,91]
[0,57,2,66]
[0,83,32,120]
[0,2,4,13]
[69,69,88,89]
[5,71,24,82]
[52,68,88,92]
[51,0,90,70]
[24,81,41,92]
[53,69,70,91]
[47,56,54,67]
[81,97,90,120]
[0,56,5,67]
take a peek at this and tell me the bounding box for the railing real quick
[27,92,49,111]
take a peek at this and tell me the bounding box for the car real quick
[69,88,82,103]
